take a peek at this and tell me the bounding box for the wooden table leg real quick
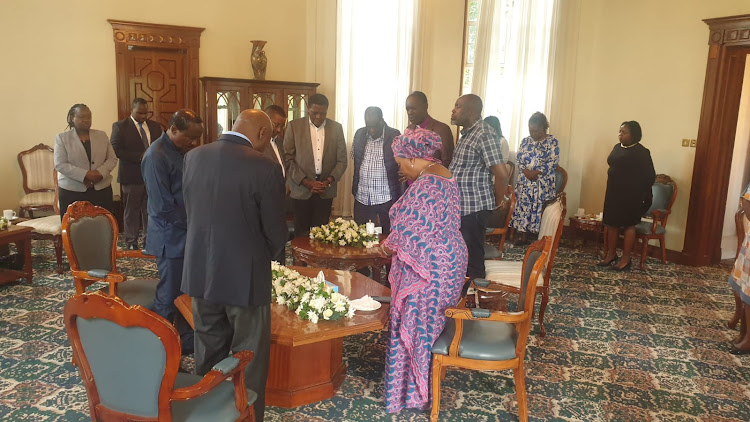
[15,237,32,283]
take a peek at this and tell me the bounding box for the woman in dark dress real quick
[599,121,655,270]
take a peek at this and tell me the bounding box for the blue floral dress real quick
[511,134,560,233]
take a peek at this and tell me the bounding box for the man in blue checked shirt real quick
[351,107,402,235]
[449,94,509,280]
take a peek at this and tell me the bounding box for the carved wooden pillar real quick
[683,15,750,266]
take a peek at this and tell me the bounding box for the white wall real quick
[0,0,311,211]
[560,0,750,251]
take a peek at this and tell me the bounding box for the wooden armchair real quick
[430,237,551,422]
[17,171,64,274]
[65,292,256,421]
[61,201,157,307]
[478,193,566,337]
[555,165,567,194]
[17,143,56,217]
[484,185,516,260]
[635,174,677,270]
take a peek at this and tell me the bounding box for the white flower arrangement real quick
[308,217,379,248]
[271,261,355,322]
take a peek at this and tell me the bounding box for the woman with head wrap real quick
[379,128,468,413]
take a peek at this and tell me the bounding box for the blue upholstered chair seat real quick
[432,318,519,361]
[484,243,502,259]
[172,373,257,422]
[635,221,665,235]
[98,278,157,309]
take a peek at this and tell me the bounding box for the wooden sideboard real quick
[200,77,319,144]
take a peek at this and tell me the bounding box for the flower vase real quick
[251,40,267,80]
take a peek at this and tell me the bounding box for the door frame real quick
[683,14,750,266]
[107,20,204,121]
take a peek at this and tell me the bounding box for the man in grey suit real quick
[182,109,287,421]
[283,93,347,236]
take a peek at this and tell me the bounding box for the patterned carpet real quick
[0,237,749,421]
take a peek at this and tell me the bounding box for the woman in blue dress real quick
[510,112,560,245]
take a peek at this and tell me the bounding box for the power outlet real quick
[690,139,697,147]
[681,139,690,147]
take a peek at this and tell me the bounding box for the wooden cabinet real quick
[200,77,319,144]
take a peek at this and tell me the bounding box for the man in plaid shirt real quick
[448,94,509,279]
[351,107,402,234]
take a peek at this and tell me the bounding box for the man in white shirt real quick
[283,94,347,237]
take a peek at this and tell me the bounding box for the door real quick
[128,48,185,130]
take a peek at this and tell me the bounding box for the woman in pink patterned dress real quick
[729,183,750,355]
[378,128,468,412]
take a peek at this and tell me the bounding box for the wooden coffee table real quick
[0,225,33,285]
[291,236,391,282]
[175,266,390,408]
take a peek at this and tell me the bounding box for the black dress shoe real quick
[127,244,139,251]
[729,347,750,355]
[612,260,632,272]
[597,254,620,267]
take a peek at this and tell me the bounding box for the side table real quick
[569,216,604,257]
[0,225,33,285]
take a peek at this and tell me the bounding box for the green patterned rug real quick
[0,238,748,421]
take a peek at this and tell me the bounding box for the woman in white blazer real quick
[54,103,118,216]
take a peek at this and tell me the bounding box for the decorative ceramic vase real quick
[251,40,267,80]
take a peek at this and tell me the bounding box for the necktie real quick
[138,122,149,148]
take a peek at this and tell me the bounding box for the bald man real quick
[449,94,509,280]
[182,109,288,421]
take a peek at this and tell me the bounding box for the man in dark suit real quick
[283,93,347,236]
[263,104,289,264]
[182,109,287,421]
[111,98,163,249]
[141,109,203,353]
[351,106,402,235]
[405,91,455,167]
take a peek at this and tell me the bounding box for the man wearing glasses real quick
[110,97,164,250]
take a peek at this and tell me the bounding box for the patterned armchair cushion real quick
[20,148,55,191]
[484,261,544,287]
[69,215,113,271]
[172,373,256,421]
[19,191,55,207]
[17,215,61,235]
[432,318,518,361]
[77,317,167,417]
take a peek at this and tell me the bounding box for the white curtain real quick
[333,0,421,217]
[468,0,558,154]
